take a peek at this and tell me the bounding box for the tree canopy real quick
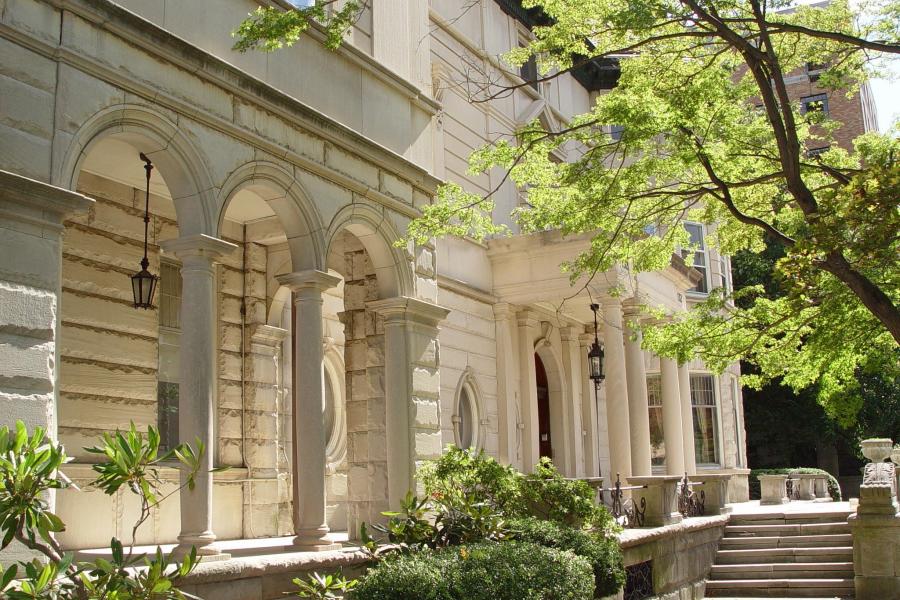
[234,0,899,420]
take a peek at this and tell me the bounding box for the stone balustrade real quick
[759,474,790,505]
[628,475,683,527]
[690,473,733,515]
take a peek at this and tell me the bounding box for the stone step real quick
[715,547,853,565]
[729,511,852,527]
[725,523,850,537]
[705,578,854,598]
[710,562,855,580]
[719,534,852,549]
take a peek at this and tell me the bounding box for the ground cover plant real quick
[0,421,206,599]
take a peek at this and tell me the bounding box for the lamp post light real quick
[131,152,158,309]
[588,303,605,391]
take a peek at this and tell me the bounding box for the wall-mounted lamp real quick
[131,153,158,309]
[587,303,605,389]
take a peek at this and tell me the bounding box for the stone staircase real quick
[706,507,855,598]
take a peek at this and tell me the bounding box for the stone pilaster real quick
[578,330,601,479]
[368,297,449,507]
[161,234,236,558]
[559,326,585,477]
[850,457,900,599]
[0,170,91,564]
[516,309,541,471]
[493,302,521,469]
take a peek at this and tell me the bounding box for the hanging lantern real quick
[131,153,158,309]
[588,303,605,387]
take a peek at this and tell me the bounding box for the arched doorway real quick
[535,353,553,461]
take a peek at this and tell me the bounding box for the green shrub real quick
[508,517,625,598]
[519,458,615,530]
[353,542,594,600]
[419,446,523,514]
[447,542,593,600]
[749,468,842,501]
[352,550,452,600]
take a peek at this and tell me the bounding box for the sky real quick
[870,64,899,133]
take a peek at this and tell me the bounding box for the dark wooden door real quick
[535,353,553,460]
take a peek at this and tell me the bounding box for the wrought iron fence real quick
[624,560,654,600]
[676,473,705,518]
[598,474,647,528]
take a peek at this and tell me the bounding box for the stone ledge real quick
[181,548,370,586]
[617,514,730,549]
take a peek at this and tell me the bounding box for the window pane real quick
[690,374,719,464]
[158,381,179,451]
[684,224,708,293]
[458,388,474,449]
[647,375,665,467]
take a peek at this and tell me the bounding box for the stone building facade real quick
[0,0,748,559]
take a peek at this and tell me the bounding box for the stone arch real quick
[325,203,413,300]
[216,161,326,273]
[534,339,570,473]
[55,104,215,236]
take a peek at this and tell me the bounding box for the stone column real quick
[559,326,585,477]
[276,270,341,550]
[660,357,685,475]
[623,301,652,477]
[516,310,540,471]
[0,171,91,564]
[493,303,521,469]
[602,299,632,481]
[579,331,601,479]
[162,234,236,557]
[678,363,697,475]
[369,297,449,507]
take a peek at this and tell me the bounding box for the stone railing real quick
[758,472,831,505]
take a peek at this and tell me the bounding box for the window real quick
[157,260,181,450]
[519,46,539,91]
[683,223,709,294]
[647,374,665,468]
[800,93,829,116]
[690,374,720,466]
[453,375,481,449]
[609,124,625,141]
[806,62,826,82]
[719,254,731,294]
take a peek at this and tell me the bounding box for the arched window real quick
[453,374,482,450]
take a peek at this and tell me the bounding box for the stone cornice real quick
[0,170,93,230]
[367,296,450,326]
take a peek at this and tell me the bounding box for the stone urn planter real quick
[860,438,894,463]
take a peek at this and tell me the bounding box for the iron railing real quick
[598,474,646,528]
[676,473,705,518]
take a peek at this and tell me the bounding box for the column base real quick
[285,528,342,552]
[173,532,229,561]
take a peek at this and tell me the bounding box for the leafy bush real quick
[448,542,593,600]
[419,446,523,515]
[353,542,594,600]
[508,517,624,598]
[293,571,357,599]
[520,458,615,530]
[352,550,452,600]
[0,421,204,598]
[749,468,842,501]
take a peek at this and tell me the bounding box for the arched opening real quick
[534,345,569,473]
[54,133,203,549]
[453,372,483,450]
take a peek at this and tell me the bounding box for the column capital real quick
[621,296,644,316]
[276,269,341,293]
[161,234,237,261]
[559,325,582,343]
[367,296,450,326]
[492,302,518,321]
